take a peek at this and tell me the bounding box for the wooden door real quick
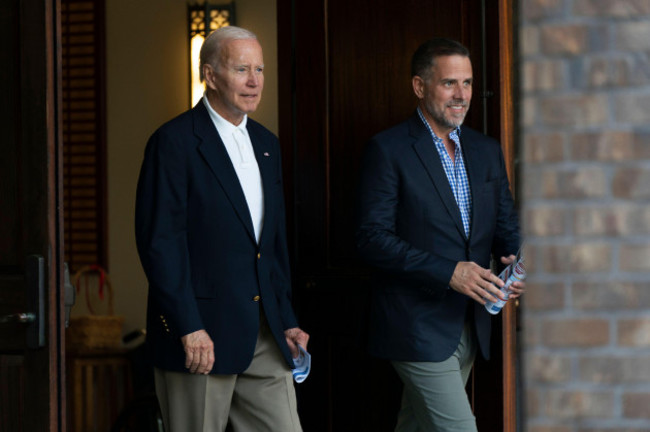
[278,0,518,430]
[0,0,65,431]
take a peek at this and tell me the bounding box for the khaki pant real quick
[391,321,478,432]
[155,316,302,432]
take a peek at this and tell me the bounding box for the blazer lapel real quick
[409,114,467,240]
[192,102,257,243]
[460,130,482,240]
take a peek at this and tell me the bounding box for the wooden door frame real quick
[30,0,66,429]
[54,0,67,429]
[498,0,518,431]
[23,0,65,429]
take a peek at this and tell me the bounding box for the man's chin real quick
[447,116,466,129]
[242,104,260,114]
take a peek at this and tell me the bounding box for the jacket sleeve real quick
[355,138,457,292]
[135,129,203,338]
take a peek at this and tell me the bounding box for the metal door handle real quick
[0,256,44,349]
[0,312,36,324]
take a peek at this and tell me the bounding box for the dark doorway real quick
[0,0,65,431]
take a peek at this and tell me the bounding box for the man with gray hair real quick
[136,25,308,431]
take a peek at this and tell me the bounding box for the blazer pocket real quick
[382,279,446,301]
[479,178,499,199]
[481,177,498,189]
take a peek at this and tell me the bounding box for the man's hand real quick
[449,261,507,305]
[284,327,310,359]
[500,255,525,299]
[181,329,214,374]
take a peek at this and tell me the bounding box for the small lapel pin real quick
[263,152,270,157]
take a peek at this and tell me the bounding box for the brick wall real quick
[521,1,650,431]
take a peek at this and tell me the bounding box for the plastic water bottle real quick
[485,259,525,315]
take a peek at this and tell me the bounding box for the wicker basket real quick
[66,265,124,351]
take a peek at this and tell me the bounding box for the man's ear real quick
[412,75,425,99]
[203,64,217,90]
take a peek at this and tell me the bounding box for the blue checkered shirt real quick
[417,107,472,237]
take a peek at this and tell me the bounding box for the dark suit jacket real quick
[356,112,519,362]
[135,100,298,374]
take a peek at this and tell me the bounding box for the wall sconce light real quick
[188,2,235,107]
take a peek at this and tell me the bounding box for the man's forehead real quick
[221,39,263,60]
[433,53,471,64]
[431,55,472,76]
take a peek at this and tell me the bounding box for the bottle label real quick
[484,249,525,315]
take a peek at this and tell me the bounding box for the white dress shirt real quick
[203,96,264,243]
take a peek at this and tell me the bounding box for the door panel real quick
[0,0,64,431]
[279,1,516,431]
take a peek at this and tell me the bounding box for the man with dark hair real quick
[356,37,523,431]
[136,26,308,432]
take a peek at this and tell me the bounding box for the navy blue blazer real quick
[135,100,298,374]
[356,112,520,362]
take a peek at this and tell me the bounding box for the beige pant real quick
[155,317,302,432]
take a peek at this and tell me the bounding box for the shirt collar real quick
[202,93,248,134]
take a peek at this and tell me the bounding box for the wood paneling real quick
[0,356,25,430]
[66,352,132,432]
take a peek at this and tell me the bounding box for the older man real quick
[356,38,523,431]
[136,26,308,432]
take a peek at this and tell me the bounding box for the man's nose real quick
[454,85,468,100]
[248,72,261,86]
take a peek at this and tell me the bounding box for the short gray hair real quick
[199,26,258,82]
[411,38,470,80]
